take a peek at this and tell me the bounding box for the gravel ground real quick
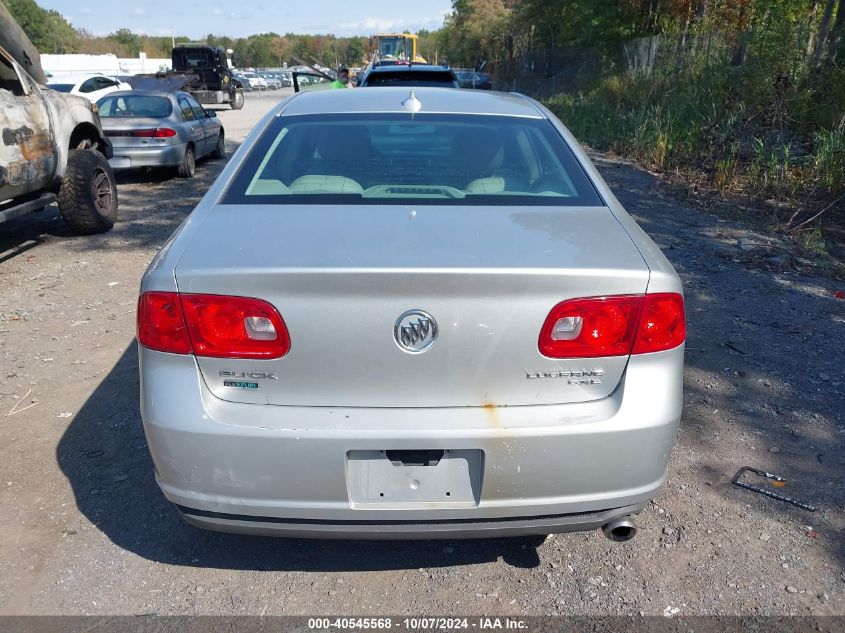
[0,89,842,617]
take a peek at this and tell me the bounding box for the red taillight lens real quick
[539,293,685,358]
[137,292,290,359]
[632,293,686,354]
[137,291,191,354]
[179,294,290,359]
[133,128,177,138]
[539,296,644,358]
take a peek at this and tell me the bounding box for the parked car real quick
[0,40,118,233]
[357,64,459,88]
[260,73,281,89]
[238,71,266,91]
[137,88,685,540]
[279,71,293,87]
[291,71,333,92]
[47,74,132,102]
[97,90,225,177]
[455,69,493,90]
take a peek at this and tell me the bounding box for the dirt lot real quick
[0,88,842,617]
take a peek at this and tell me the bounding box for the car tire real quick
[57,149,118,235]
[177,146,196,178]
[210,130,225,159]
[230,90,244,110]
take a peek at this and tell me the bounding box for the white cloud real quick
[81,7,92,14]
[336,12,449,36]
[132,8,146,16]
[339,17,398,33]
[225,10,254,20]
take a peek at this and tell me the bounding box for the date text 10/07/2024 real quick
[307,618,528,630]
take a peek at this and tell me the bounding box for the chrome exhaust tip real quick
[602,516,637,542]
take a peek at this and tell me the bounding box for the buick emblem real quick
[394,310,437,354]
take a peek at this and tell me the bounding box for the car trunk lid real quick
[101,116,174,148]
[174,204,650,408]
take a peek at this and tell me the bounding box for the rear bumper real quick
[108,142,186,169]
[140,346,683,539]
[178,503,646,539]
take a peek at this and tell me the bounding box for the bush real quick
[546,36,843,231]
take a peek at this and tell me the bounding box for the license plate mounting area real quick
[346,449,483,509]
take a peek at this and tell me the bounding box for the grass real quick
[546,60,845,238]
[813,128,845,193]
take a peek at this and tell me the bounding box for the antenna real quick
[401,90,421,113]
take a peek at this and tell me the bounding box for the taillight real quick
[180,294,290,359]
[137,292,290,359]
[632,293,686,354]
[539,293,684,358]
[137,292,191,355]
[539,296,644,358]
[105,128,177,138]
[133,128,177,138]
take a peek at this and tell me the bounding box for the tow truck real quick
[133,45,244,110]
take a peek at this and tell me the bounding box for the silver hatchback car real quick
[138,88,685,540]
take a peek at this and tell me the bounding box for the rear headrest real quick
[316,125,372,162]
[450,128,502,170]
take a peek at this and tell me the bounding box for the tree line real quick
[5,0,843,73]
[1,0,368,67]
[425,0,844,74]
[5,0,842,237]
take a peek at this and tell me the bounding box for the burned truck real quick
[1,1,117,234]
[169,45,244,110]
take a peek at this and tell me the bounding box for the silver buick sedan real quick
[138,88,685,541]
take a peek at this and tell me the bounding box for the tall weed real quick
[813,129,845,193]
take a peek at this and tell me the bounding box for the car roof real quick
[369,64,452,73]
[280,86,545,118]
[48,74,106,83]
[100,89,177,98]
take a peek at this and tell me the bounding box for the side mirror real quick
[205,109,217,118]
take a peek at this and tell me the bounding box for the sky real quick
[38,0,453,38]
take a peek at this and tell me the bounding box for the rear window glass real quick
[223,113,602,206]
[97,95,172,118]
[172,48,213,68]
[48,83,74,92]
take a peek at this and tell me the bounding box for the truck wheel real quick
[177,146,196,178]
[57,150,118,235]
[211,130,225,159]
[230,90,244,110]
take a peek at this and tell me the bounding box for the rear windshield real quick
[48,84,74,92]
[223,113,602,206]
[172,48,214,69]
[97,95,172,118]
